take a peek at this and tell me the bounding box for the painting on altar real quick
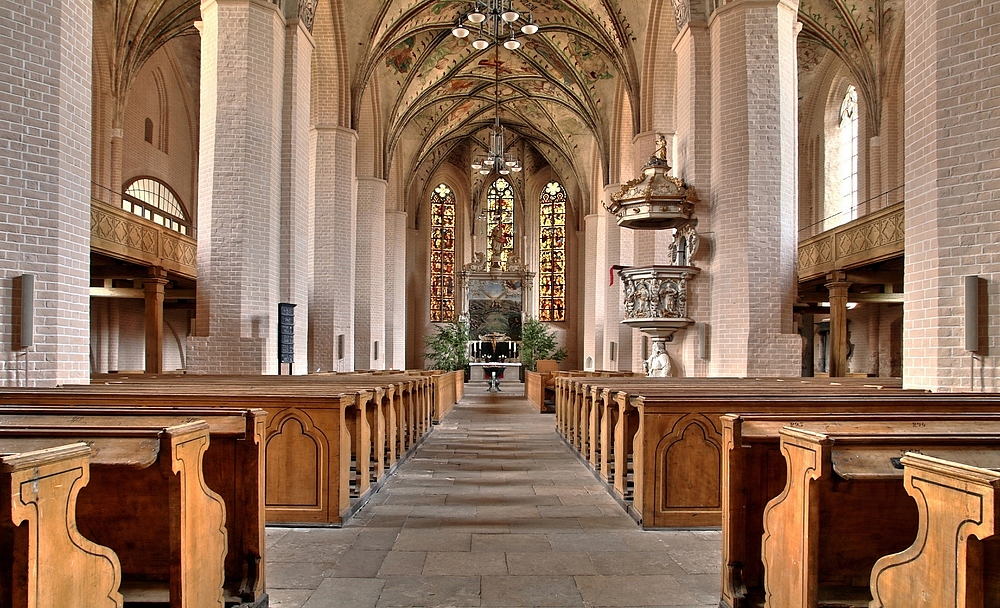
[468,279,523,340]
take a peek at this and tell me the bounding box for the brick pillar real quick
[309,127,357,372]
[188,0,286,374]
[603,184,629,371]
[0,0,92,386]
[280,18,314,375]
[583,214,602,370]
[144,267,169,374]
[708,0,801,377]
[356,178,387,370]
[903,0,1000,392]
[674,21,713,378]
[385,210,407,370]
[826,272,850,377]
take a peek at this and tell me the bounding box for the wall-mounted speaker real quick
[697,322,708,360]
[21,274,34,348]
[337,334,345,360]
[966,275,979,352]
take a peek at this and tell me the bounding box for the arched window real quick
[430,183,456,322]
[539,181,566,322]
[122,177,190,235]
[839,85,859,222]
[486,177,514,268]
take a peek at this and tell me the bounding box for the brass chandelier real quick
[471,47,522,176]
[451,0,538,50]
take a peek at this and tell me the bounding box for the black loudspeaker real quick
[966,275,979,352]
[21,274,34,348]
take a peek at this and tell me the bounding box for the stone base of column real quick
[186,336,273,375]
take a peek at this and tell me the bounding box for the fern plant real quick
[425,316,471,371]
[519,316,567,372]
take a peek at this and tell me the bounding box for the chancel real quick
[1,0,999,606]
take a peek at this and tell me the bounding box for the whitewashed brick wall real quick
[385,210,407,369]
[673,22,713,378]
[355,178,387,369]
[903,0,1000,392]
[309,126,357,372]
[279,19,313,374]
[0,0,92,386]
[187,0,285,374]
[707,0,801,377]
[583,214,601,370]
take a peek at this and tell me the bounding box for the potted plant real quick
[518,316,567,375]
[425,316,471,379]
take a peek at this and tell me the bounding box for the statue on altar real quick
[644,341,672,377]
[489,223,508,269]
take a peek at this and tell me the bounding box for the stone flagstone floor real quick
[266,382,721,607]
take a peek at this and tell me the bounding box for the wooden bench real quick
[760,425,1000,608]
[1,374,434,526]
[0,421,228,607]
[1,443,123,608]
[556,377,913,525]
[0,405,266,606]
[720,413,1000,608]
[869,453,1000,608]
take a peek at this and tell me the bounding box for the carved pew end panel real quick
[264,410,329,523]
[870,454,1000,608]
[2,443,124,608]
[651,414,722,528]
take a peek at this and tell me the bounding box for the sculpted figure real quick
[644,341,672,377]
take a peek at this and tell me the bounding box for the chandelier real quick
[471,47,522,175]
[451,0,538,50]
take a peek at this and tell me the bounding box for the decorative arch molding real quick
[264,409,330,514]
[151,67,169,154]
[652,413,723,523]
[311,0,352,128]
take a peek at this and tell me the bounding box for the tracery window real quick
[539,181,566,322]
[430,183,456,322]
[839,85,859,222]
[486,177,515,268]
[122,177,190,235]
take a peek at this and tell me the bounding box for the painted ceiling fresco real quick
[797,0,903,136]
[342,0,644,209]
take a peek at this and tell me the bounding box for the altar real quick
[469,362,522,381]
[461,250,533,385]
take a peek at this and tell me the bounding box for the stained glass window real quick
[430,183,456,322]
[486,177,515,268]
[839,85,859,222]
[539,181,566,322]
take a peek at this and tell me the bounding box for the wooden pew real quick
[720,413,1000,608]
[0,443,123,608]
[556,377,1000,531]
[0,422,228,607]
[760,426,1000,608]
[869,453,1000,608]
[0,406,266,606]
[0,374,434,526]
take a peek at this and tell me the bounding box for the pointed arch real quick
[539,181,567,322]
[429,183,456,322]
[486,177,515,268]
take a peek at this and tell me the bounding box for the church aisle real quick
[266,383,720,608]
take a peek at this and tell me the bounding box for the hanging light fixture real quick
[452,0,538,50]
[472,45,522,176]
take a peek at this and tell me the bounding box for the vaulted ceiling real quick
[343,0,651,203]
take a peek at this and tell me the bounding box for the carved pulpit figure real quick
[653,133,669,161]
[645,341,672,377]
